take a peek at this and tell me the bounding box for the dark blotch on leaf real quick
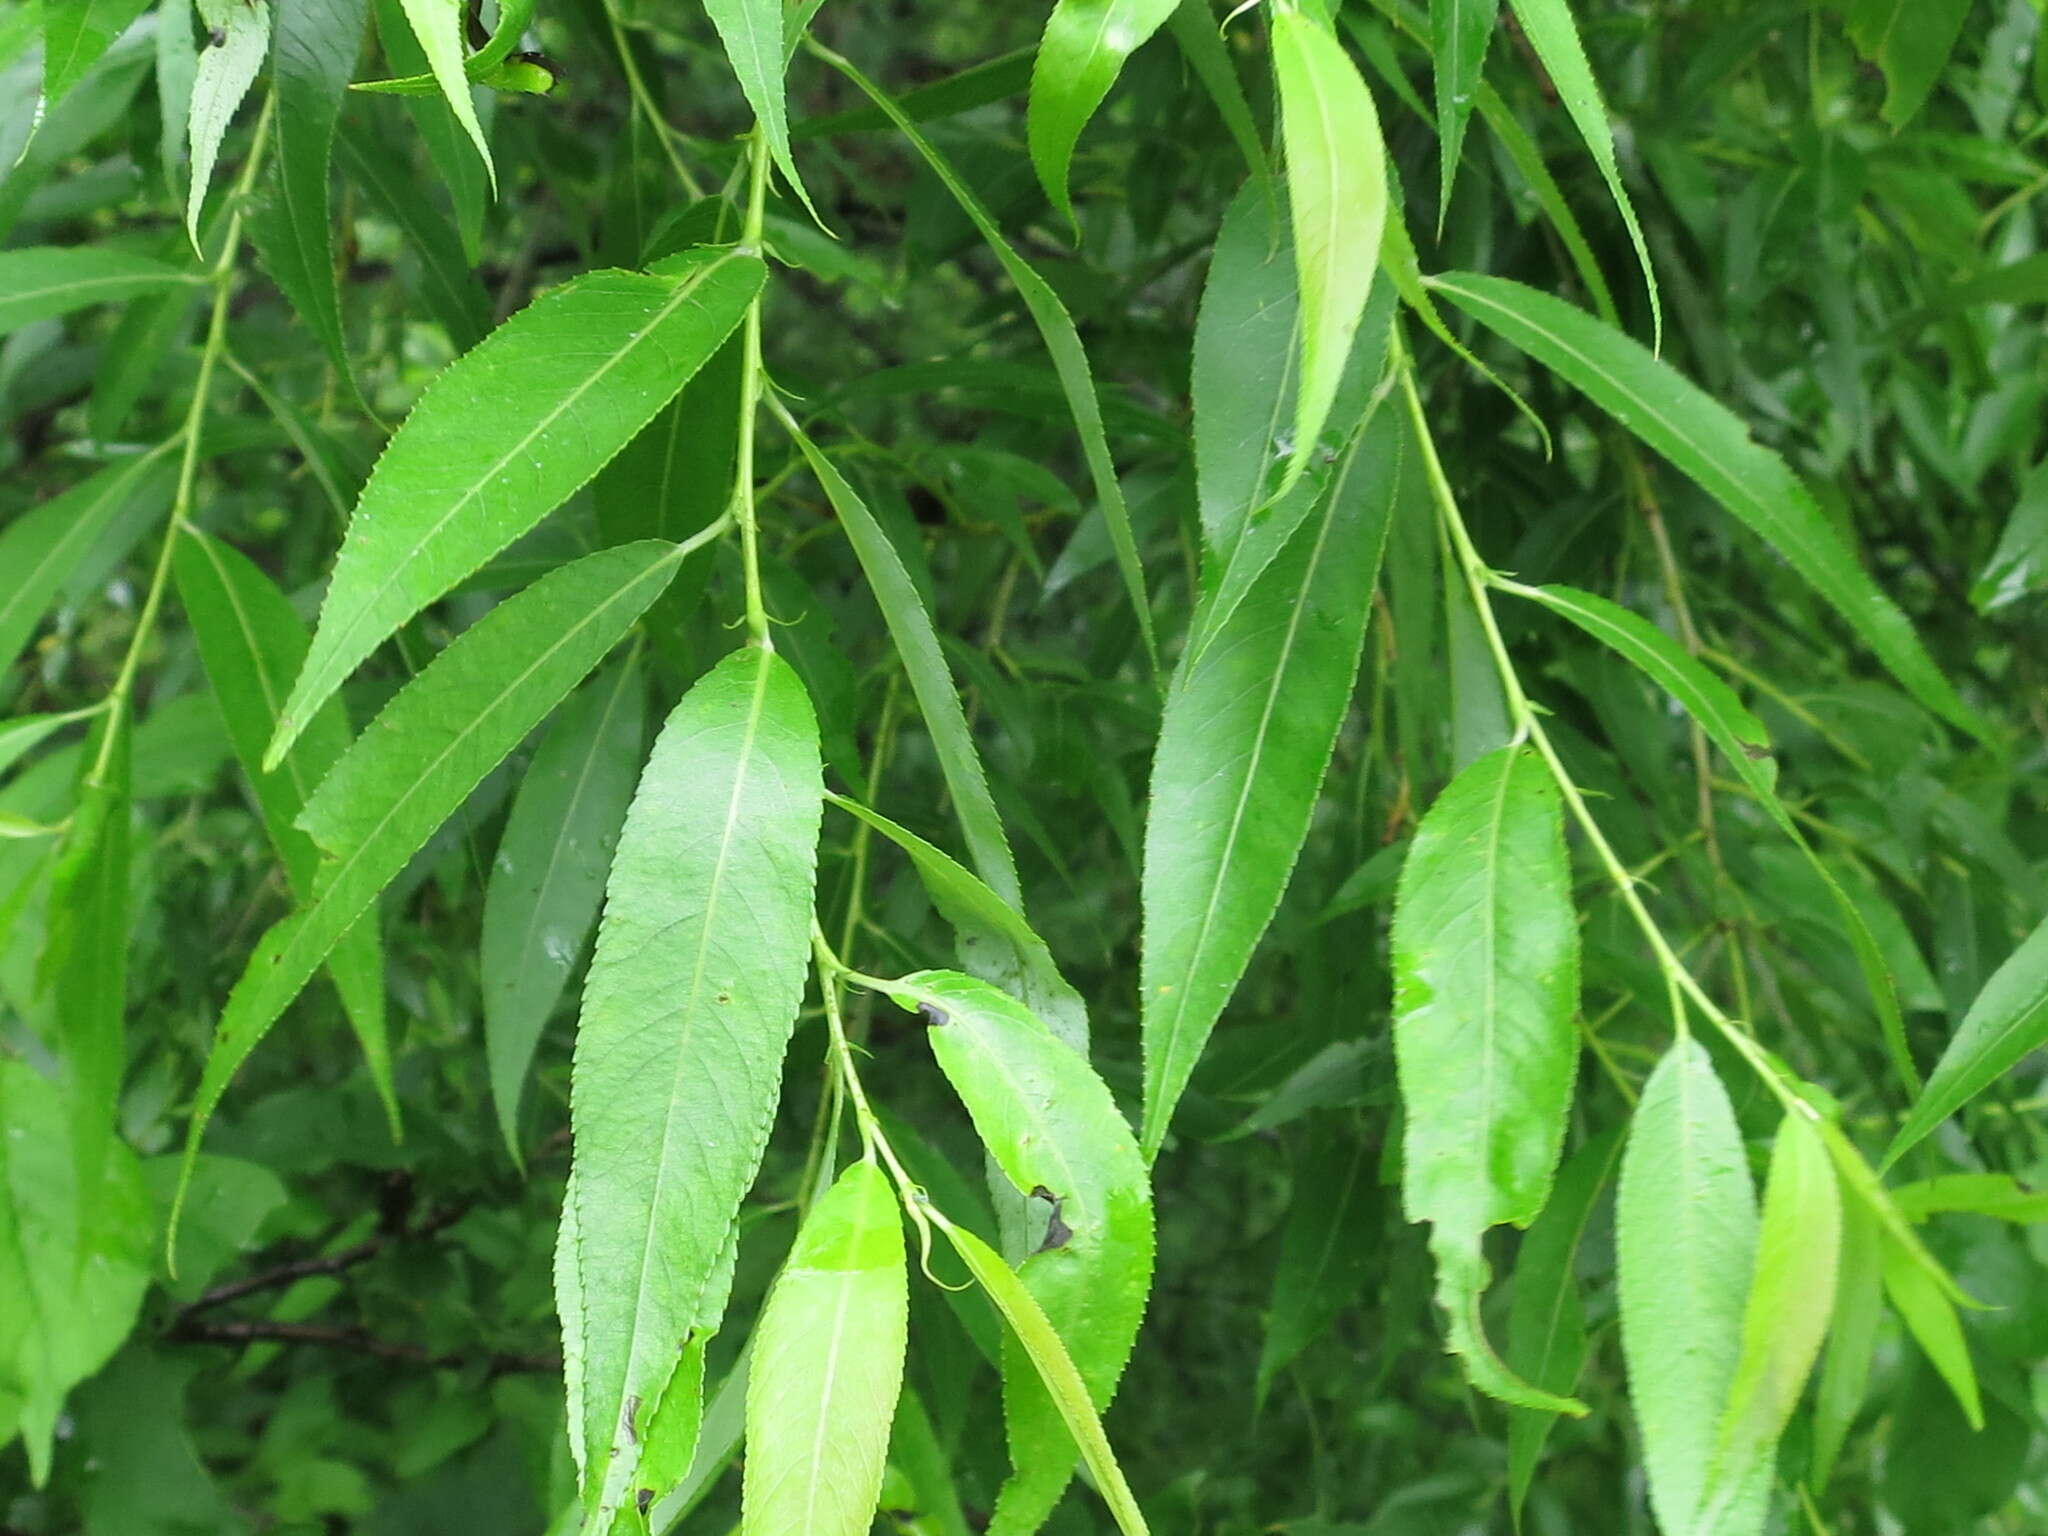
[1029,1184,1073,1253]
[916,1000,949,1027]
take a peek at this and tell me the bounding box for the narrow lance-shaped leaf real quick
[1810,1186,1882,1491]
[41,0,153,114]
[1500,0,1659,343]
[1269,0,1386,503]
[816,47,1156,669]
[0,249,200,339]
[1256,1117,1379,1405]
[173,542,684,1239]
[172,526,395,1132]
[1617,1039,1757,1536]
[268,249,764,766]
[249,0,368,384]
[393,0,495,187]
[1506,1132,1621,1521]
[1698,1111,1842,1535]
[779,416,1020,910]
[742,1160,908,1536]
[1431,272,1988,740]
[927,1217,1151,1536]
[0,710,98,783]
[562,645,823,1522]
[1501,579,1915,1092]
[37,716,130,1202]
[0,451,177,676]
[333,114,491,349]
[1026,0,1180,225]
[481,655,646,1163]
[875,970,1154,1536]
[1391,744,1583,1414]
[1879,1227,1982,1430]
[1141,407,1401,1158]
[702,0,820,221]
[1887,911,2048,1165]
[1430,0,1497,225]
[186,0,271,246]
[1190,182,1299,565]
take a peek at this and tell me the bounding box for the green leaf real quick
[1429,0,1496,224]
[816,47,1157,669]
[1699,1111,1842,1535]
[0,248,200,338]
[1892,1172,2048,1225]
[927,1213,1151,1536]
[824,792,1085,1050]
[1844,0,1972,128]
[0,1060,152,1486]
[1879,1227,1982,1431]
[0,453,177,677]
[1972,458,2048,612]
[1026,0,1179,224]
[0,710,97,783]
[1140,408,1402,1159]
[249,0,367,383]
[1432,273,1986,740]
[480,655,645,1163]
[38,717,130,1192]
[174,542,683,1238]
[1887,912,2048,1164]
[1810,1188,1882,1492]
[185,0,271,247]
[1500,0,1659,344]
[1190,181,1298,565]
[1390,743,1582,1414]
[1618,1038,1757,1536]
[561,644,823,1523]
[333,114,492,349]
[393,0,494,188]
[741,1160,908,1536]
[779,415,1021,911]
[1506,1132,1621,1522]
[1501,580,1916,1092]
[1255,1118,1380,1405]
[172,527,394,1133]
[876,969,1153,1536]
[41,0,152,113]
[268,249,763,767]
[703,0,818,222]
[1269,0,1386,503]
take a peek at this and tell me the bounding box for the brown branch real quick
[175,1202,471,1318]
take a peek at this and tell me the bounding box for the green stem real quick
[731,133,773,647]
[92,95,276,783]
[1397,353,1799,1110]
[601,0,704,199]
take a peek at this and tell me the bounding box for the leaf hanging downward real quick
[562,645,823,1524]
[1026,0,1180,225]
[393,0,494,187]
[1391,745,1583,1414]
[742,1160,907,1536]
[876,970,1153,1536]
[1269,0,1386,503]
[186,0,271,247]
[1698,1111,1842,1535]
